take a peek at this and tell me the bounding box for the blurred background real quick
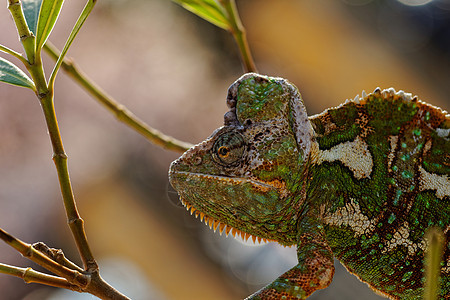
[0,0,449,299]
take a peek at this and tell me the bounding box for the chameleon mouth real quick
[180,197,276,244]
[172,171,289,197]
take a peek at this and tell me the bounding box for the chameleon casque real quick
[169,73,449,299]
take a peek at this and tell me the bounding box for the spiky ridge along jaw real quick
[179,197,276,244]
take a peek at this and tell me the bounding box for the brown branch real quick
[0,228,89,287]
[0,228,130,299]
[0,263,81,291]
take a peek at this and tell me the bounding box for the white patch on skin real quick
[317,136,373,179]
[418,165,450,199]
[382,222,426,256]
[323,198,377,237]
[436,128,450,139]
[387,135,398,170]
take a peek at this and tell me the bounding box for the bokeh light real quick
[397,0,434,6]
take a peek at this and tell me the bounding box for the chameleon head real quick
[169,73,316,244]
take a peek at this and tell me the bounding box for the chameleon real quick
[168,73,449,299]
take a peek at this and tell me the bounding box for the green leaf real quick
[172,0,230,30]
[0,57,35,90]
[35,0,64,52]
[22,0,43,36]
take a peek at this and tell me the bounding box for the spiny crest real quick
[347,87,448,116]
[342,87,416,105]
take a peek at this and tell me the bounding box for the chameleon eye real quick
[218,146,230,157]
[212,132,245,165]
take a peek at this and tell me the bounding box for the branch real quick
[4,1,139,299]
[7,0,96,279]
[220,0,257,73]
[0,263,81,291]
[43,42,192,153]
[0,228,130,299]
[39,92,97,272]
[0,228,89,287]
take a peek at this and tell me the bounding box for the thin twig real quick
[43,42,192,153]
[0,263,81,291]
[0,228,89,287]
[0,229,130,299]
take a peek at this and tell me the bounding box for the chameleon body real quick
[169,73,449,299]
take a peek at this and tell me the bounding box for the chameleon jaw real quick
[169,170,291,244]
[180,197,276,244]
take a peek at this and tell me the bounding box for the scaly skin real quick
[169,73,449,299]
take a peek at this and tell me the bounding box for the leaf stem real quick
[43,41,193,152]
[0,263,81,291]
[220,0,257,73]
[0,43,29,65]
[48,0,96,92]
[7,0,35,64]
